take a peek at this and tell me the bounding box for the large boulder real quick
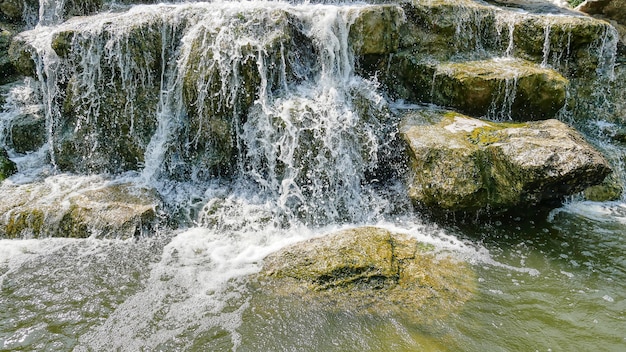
[400,108,612,213]
[0,177,163,238]
[257,227,475,319]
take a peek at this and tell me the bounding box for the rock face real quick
[0,178,163,238]
[258,227,475,318]
[400,108,612,213]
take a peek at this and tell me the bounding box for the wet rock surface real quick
[389,57,568,120]
[0,147,16,180]
[257,226,475,318]
[0,178,163,238]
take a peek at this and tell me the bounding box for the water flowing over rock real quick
[257,226,475,318]
[400,108,612,213]
[0,177,162,238]
[0,0,622,230]
[388,57,569,120]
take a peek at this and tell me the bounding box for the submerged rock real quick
[400,108,612,213]
[257,227,475,319]
[0,178,163,238]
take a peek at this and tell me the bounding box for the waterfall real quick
[10,2,400,226]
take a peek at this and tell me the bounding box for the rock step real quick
[0,179,163,238]
[400,107,612,214]
[389,57,569,121]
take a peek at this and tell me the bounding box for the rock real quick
[9,111,45,153]
[0,22,18,82]
[8,34,36,77]
[392,0,613,71]
[0,177,163,238]
[583,173,623,201]
[577,0,626,25]
[258,227,475,318]
[0,148,16,180]
[0,0,30,22]
[348,5,402,55]
[387,57,568,120]
[400,108,612,213]
[577,0,626,56]
[48,19,167,173]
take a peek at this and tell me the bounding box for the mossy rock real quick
[8,35,36,77]
[583,173,623,201]
[49,18,170,173]
[400,108,612,214]
[9,112,45,153]
[348,5,402,55]
[0,148,16,180]
[257,226,475,320]
[385,56,568,120]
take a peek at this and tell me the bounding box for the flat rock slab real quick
[400,108,612,213]
[391,57,568,120]
[0,176,162,238]
[257,227,475,320]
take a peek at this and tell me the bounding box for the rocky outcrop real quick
[258,227,475,318]
[400,108,612,213]
[0,178,163,238]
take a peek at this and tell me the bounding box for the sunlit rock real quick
[0,179,163,238]
[577,0,626,56]
[257,226,475,319]
[400,108,612,213]
[388,57,568,120]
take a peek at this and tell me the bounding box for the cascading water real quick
[1,1,625,351]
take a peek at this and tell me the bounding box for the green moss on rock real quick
[386,56,568,120]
